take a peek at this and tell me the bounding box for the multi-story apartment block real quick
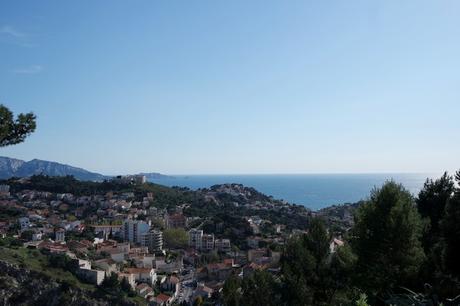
[123,220,150,244]
[201,234,215,251]
[141,229,163,253]
[215,238,231,253]
[188,228,219,252]
[55,228,66,242]
[188,228,203,250]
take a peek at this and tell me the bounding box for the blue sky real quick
[1,1,459,175]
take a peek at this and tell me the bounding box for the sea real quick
[148,173,438,210]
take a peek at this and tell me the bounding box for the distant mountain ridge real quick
[0,156,107,181]
[0,156,171,182]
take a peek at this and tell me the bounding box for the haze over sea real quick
[149,173,436,210]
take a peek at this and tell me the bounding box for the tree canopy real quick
[0,104,36,147]
[280,217,356,306]
[350,181,425,295]
[417,172,454,240]
[439,171,460,279]
[162,228,188,249]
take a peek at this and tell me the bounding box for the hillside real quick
[0,157,107,181]
[0,157,25,178]
[0,247,144,306]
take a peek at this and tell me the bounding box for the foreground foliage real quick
[0,104,36,148]
[221,172,460,306]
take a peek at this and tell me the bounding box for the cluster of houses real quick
[31,238,182,304]
[0,180,344,305]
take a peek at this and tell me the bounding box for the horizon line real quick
[0,155,450,177]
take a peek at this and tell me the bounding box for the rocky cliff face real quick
[0,157,25,178]
[0,260,135,306]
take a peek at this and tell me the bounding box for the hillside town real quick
[0,175,347,305]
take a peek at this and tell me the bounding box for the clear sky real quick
[1,1,459,175]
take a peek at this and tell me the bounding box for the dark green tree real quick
[241,270,279,306]
[439,170,460,279]
[163,228,188,249]
[20,229,34,241]
[120,277,133,295]
[0,104,36,147]
[280,218,349,305]
[304,218,333,304]
[100,272,120,290]
[329,244,358,304]
[48,253,79,273]
[280,231,315,305]
[416,172,455,291]
[350,181,425,296]
[417,172,454,247]
[222,275,242,306]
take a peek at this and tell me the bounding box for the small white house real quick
[124,268,157,286]
[55,229,65,242]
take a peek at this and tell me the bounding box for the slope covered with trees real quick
[223,172,460,306]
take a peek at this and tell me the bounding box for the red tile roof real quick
[156,293,171,302]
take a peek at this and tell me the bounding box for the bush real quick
[356,294,369,306]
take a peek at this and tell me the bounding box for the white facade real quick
[77,259,92,270]
[74,259,105,285]
[32,231,43,241]
[201,234,215,251]
[123,220,150,244]
[92,225,122,239]
[55,229,65,242]
[155,258,183,274]
[215,239,231,252]
[188,228,203,250]
[126,268,157,286]
[141,230,163,253]
[188,229,216,251]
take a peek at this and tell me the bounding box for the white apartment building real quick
[188,228,203,250]
[141,229,163,253]
[55,229,66,242]
[201,234,215,251]
[188,228,215,251]
[215,238,231,252]
[123,220,150,244]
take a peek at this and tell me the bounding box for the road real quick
[176,267,195,304]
